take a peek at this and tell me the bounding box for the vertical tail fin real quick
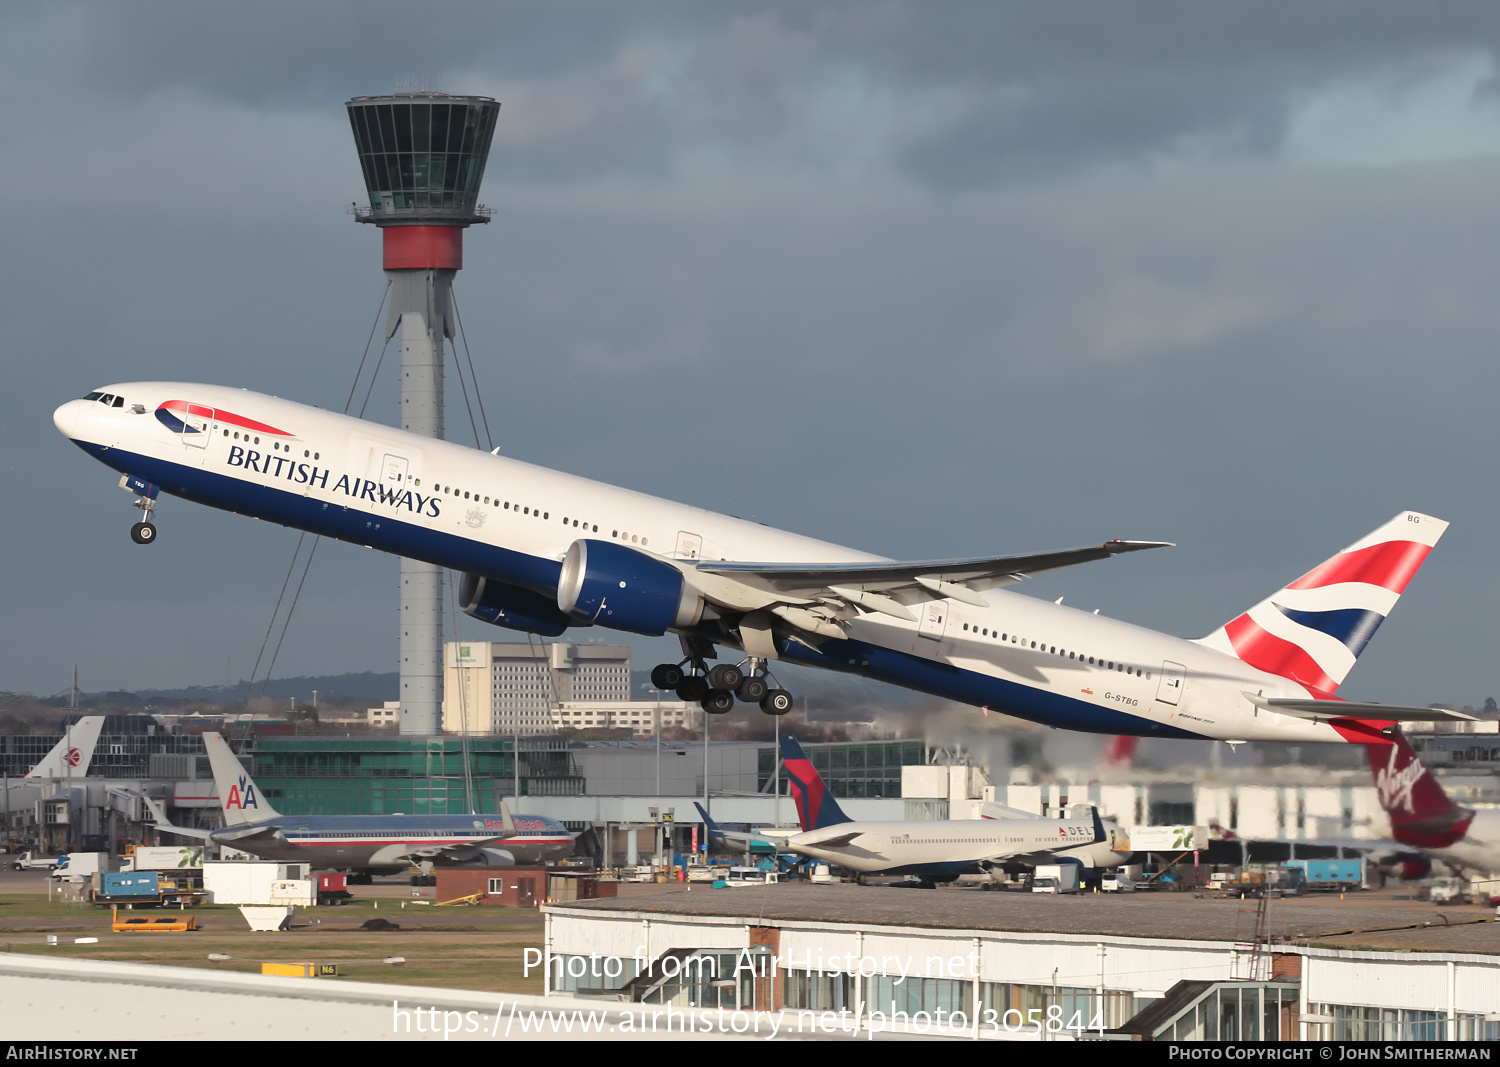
[1366,730,1473,849]
[24,716,107,779]
[202,732,281,825]
[693,802,726,843]
[778,735,852,831]
[1196,512,1447,695]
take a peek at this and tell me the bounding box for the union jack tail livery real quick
[1365,729,1474,850]
[1197,512,1447,696]
[779,736,852,831]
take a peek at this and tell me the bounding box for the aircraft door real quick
[182,405,215,449]
[917,600,948,641]
[1156,661,1186,706]
[674,531,703,560]
[381,453,410,492]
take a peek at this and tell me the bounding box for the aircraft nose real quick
[53,399,87,441]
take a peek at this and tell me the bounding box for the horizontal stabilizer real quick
[152,824,214,841]
[214,824,282,845]
[1245,694,1477,723]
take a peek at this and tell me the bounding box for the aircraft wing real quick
[688,541,1170,636]
[1246,695,1478,723]
[152,824,215,841]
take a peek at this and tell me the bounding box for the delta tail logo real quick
[224,775,260,811]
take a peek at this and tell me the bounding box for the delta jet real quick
[54,383,1474,744]
[149,732,572,876]
[777,736,1108,885]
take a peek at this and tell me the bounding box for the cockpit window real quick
[112,396,124,408]
[83,392,103,401]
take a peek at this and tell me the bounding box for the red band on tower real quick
[383,226,464,270]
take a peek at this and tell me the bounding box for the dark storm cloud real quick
[58,2,1500,187]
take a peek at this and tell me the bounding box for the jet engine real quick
[556,539,705,635]
[476,848,516,866]
[459,573,572,636]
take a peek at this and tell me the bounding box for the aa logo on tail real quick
[225,775,259,810]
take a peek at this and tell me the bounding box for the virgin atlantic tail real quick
[1366,729,1474,850]
[779,736,851,832]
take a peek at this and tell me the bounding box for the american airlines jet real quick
[148,732,572,876]
[54,384,1471,745]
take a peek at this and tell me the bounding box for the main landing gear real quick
[650,656,793,717]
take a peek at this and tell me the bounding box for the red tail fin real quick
[1366,731,1473,849]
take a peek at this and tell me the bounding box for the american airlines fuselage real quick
[54,383,1409,745]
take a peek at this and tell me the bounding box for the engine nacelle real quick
[556,539,704,635]
[459,573,572,637]
[477,848,516,867]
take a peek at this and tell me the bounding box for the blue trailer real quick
[1283,858,1363,891]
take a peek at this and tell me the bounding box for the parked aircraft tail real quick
[24,716,107,779]
[202,732,282,825]
[1196,512,1446,696]
[1366,729,1473,850]
[778,736,852,831]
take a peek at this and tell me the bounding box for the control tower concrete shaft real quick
[347,93,500,735]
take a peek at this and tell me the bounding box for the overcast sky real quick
[6,2,1500,711]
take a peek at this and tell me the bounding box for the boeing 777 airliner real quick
[54,383,1470,745]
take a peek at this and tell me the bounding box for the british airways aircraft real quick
[54,383,1471,745]
[148,732,573,877]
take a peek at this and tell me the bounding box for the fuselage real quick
[789,816,1102,877]
[1410,810,1500,875]
[213,812,574,867]
[56,383,1374,744]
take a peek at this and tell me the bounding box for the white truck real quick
[11,852,62,872]
[122,846,204,871]
[51,852,113,881]
[1031,864,1080,894]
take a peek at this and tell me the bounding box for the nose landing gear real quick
[119,475,160,545]
[650,651,794,717]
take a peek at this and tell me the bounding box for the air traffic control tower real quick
[347,93,500,735]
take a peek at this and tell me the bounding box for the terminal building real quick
[441,640,697,737]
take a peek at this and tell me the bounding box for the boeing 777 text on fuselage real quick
[55,383,1471,745]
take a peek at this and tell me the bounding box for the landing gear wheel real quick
[701,690,735,715]
[760,689,793,716]
[707,663,743,691]
[736,676,769,703]
[651,663,686,690]
[130,522,157,545]
[676,676,709,702]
